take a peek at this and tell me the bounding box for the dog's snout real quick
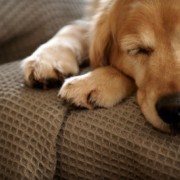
[156,93,180,131]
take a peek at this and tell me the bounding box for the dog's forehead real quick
[127,1,180,25]
[119,1,180,43]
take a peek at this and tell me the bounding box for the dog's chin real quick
[137,91,171,133]
[141,103,171,133]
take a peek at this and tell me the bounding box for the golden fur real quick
[22,0,180,133]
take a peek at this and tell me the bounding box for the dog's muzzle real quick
[156,93,180,133]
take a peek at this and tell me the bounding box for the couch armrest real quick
[0,0,86,64]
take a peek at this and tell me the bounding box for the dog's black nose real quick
[156,93,180,132]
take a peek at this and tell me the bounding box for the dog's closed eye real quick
[128,47,153,56]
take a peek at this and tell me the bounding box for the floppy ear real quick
[89,12,113,68]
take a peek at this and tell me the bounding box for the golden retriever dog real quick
[21,0,180,133]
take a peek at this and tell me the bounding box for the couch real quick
[0,0,180,179]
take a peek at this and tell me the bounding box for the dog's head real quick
[90,0,180,133]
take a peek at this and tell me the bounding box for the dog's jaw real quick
[137,89,171,133]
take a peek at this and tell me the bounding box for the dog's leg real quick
[21,21,89,89]
[59,66,136,109]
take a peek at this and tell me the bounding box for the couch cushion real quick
[0,63,180,178]
[1,60,180,179]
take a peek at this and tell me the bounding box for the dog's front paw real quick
[58,67,134,109]
[58,74,97,109]
[21,48,79,89]
[21,56,64,89]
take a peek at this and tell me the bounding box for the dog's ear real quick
[89,12,113,68]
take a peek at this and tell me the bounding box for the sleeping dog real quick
[22,0,180,133]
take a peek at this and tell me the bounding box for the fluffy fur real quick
[22,0,180,133]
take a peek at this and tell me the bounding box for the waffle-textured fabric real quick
[0,0,180,180]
